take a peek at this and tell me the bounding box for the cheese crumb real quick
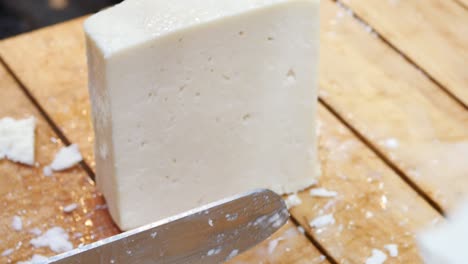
[1,248,14,256]
[0,117,36,165]
[208,219,214,227]
[309,214,335,228]
[29,228,42,236]
[17,254,49,264]
[384,244,398,257]
[43,166,53,177]
[30,227,73,253]
[297,226,305,234]
[267,237,284,254]
[207,247,222,256]
[285,194,302,209]
[309,188,337,198]
[11,215,22,231]
[63,203,78,213]
[384,138,399,149]
[226,249,239,260]
[365,249,387,264]
[49,144,83,171]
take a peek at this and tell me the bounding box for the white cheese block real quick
[0,117,36,165]
[84,0,319,230]
[417,203,468,264]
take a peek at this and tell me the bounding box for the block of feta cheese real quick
[417,203,468,264]
[84,0,319,230]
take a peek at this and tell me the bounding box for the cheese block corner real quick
[84,0,320,230]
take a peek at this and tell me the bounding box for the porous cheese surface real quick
[85,0,319,230]
[0,117,36,165]
[418,203,468,264]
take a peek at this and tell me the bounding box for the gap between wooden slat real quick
[0,56,96,182]
[288,216,338,264]
[453,0,468,10]
[318,98,445,217]
[332,0,468,111]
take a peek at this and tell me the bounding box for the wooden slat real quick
[319,0,468,210]
[288,105,442,263]
[0,18,327,264]
[456,0,468,8]
[0,18,94,167]
[229,222,328,264]
[0,64,119,263]
[340,0,468,106]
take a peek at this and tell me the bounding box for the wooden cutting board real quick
[0,0,467,263]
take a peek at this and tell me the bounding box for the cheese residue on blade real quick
[30,227,73,253]
[49,144,83,171]
[365,249,387,264]
[0,117,36,165]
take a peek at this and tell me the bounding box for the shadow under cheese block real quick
[84,0,319,231]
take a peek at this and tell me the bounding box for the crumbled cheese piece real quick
[29,228,42,236]
[384,138,399,149]
[1,248,14,256]
[11,215,22,231]
[43,166,53,177]
[226,249,239,260]
[285,194,302,209]
[297,226,305,234]
[208,219,214,227]
[207,247,222,256]
[309,214,335,228]
[17,254,48,264]
[267,237,284,254]
[384,244,398,257]
[63,203,78,213]
[0,117,36,165]
[309,188,337,198]
[49,144,83,171]
[30,227,73,253]
[365,249,387,264]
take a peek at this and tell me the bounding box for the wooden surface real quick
[0,64,119,264]
[0,0,467,263]
[341,0,468,107]
[320,0,468,212]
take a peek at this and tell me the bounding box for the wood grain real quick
[319,0,468,210]
[287,105,442,263]
[340,0,468,106]
[0,64,119,263]
[0,18,95,167]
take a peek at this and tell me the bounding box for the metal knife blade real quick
[48,189,289,264]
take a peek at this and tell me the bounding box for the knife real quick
[47,189,289,263]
